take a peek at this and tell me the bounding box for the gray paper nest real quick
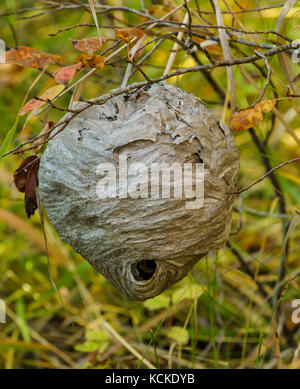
[38,82,240,300]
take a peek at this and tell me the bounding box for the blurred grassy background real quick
[0,0,299,369]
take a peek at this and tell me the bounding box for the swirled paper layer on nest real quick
[38,82,240,300]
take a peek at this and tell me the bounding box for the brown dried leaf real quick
[230,99,277,132]
[14,156,39,193]
[69,37,108,55]
[76,54,105,69]
[25,160,40,218]
[54,63,82,85]
[115,28,145,43]
[6,46,61,69]
[19,84,65,116]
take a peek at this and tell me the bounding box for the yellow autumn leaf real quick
[230,99,277,132]
[115,28,145,43]
[76,54,105,69]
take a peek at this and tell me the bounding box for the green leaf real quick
[15,298,30,343]
[75,340,109,353]
[172,284,204,305]
[143,294,170,311]
[75,341,99,353]
[0,117,20,164]
[168,326,189,345]
[75,330,109,353]
[85,329,108,342]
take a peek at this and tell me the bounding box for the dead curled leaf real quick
[69,37,108,55]
[115,28,145,43]
[6,46,61,69]
[76,54,105,69]
[14,156,38,193]
[25,161,40,218]
[14,156,40,218]
[230,99,277,132]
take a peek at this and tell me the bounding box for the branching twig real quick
[2,41,300,158]
[34,97,78,113]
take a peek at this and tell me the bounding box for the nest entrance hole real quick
[132,260,157,281]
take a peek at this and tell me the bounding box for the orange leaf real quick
[19,99,44,116]
[54,63,82,85]
[115,28,145,43]
[69,37,108,55]
[230,99,277,132]
[6,46,61,69]
[19,84,65,116]
[76,54,105,69]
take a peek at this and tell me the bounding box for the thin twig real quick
[34,97,78,113]
[229,157,300,195]
[250,50,271,107]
